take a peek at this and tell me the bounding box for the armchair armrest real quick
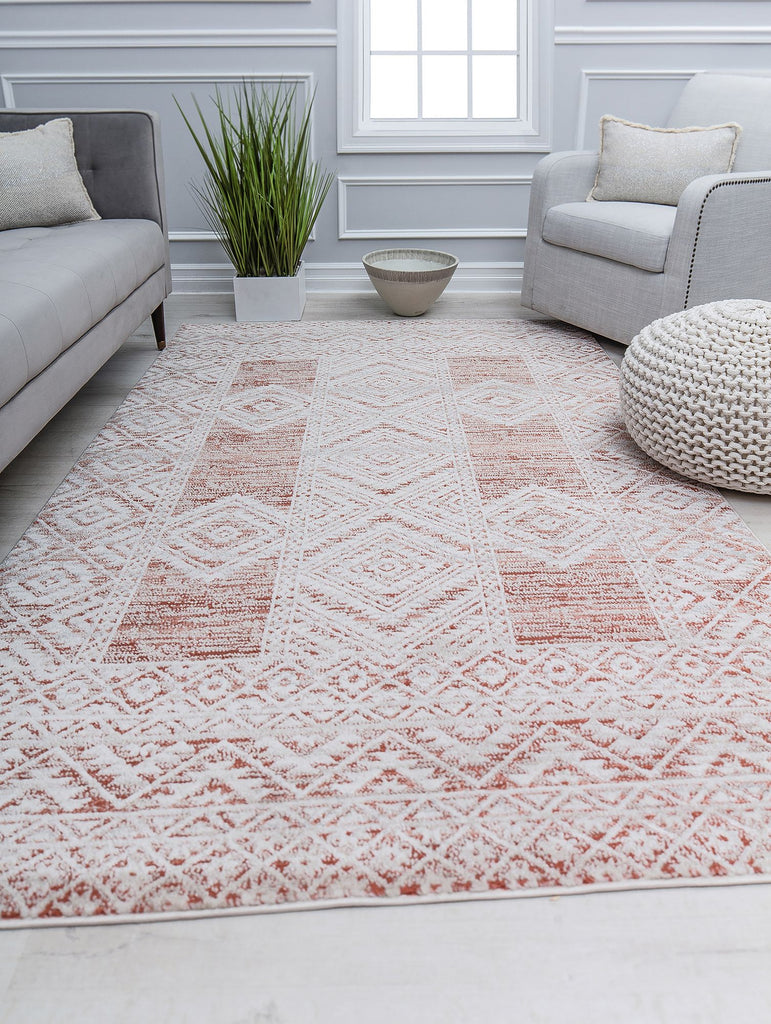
[664,170,771,309]
[521,151,599,308]
[526,151,599,231]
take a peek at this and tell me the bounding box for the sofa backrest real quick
[0,109,167,229]
[666,72,771,172]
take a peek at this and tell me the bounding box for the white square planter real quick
[233,263,306,322]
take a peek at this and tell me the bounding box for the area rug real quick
[1,319,770,926]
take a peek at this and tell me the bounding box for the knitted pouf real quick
[620,299,771,494]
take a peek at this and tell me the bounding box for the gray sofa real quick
[0,108,171,472]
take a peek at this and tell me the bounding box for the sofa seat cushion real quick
[0,218,165,406]
[542,201,677,273]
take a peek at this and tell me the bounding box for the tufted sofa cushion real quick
[0,218,165,407]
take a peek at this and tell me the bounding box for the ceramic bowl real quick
[362,248,459,317]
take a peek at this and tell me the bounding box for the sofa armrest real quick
[0,108,171,292]
[664,170,771,308]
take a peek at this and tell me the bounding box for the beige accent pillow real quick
[588,115,742,206]
[0,117,100,230]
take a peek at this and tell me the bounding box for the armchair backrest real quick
[666,72,771,171]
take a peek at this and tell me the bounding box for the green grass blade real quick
[176,80,334,279]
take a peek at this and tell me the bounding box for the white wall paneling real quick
[574,70,698,149]
[338,177,532,240]
[1,70,315,119]
[555,26,771,45]
[5,0,311,4]
[4,3,771,291]
[304,261,523,292]
[1,30,336,48]
[172,261,524,294]
[1,72,320,246]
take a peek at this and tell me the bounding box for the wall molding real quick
[556,25,771,45]
[3,71,320,243]
[172,262,524,294]
[3,25,765,50]
[7,25,765,51]
[575,69,698,148]
[5,0,309,3]
[1,69,316,109]
[0,29,337,49]
[169,231,218,244]
[337,176,532,240]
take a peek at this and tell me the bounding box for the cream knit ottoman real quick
[620,299,771,494]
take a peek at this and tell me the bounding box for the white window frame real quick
[337,0,552,153]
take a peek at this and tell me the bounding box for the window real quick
[369,0,519,121]
[338,0,552,152]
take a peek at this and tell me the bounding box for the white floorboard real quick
[2,885,771,1024]
[1,292,770,1024]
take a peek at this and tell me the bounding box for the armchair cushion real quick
[542,201,677,273]
[588,115,741,205]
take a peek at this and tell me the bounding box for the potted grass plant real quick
[177,82,334,321]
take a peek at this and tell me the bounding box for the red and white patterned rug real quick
[2,319,770,925]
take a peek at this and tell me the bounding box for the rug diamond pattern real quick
[160,494,287,579]
[1,319,770,924]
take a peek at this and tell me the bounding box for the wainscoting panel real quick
[2,71,323,248]
[574,70,698,149]
[338,177,532,240]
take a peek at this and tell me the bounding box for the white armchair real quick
[521,73,771,344]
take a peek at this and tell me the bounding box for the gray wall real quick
[2,0,771,292]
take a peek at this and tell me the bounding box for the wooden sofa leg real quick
[151,304,166,351]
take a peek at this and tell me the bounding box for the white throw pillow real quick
[0,117,100,229]
[588,115,742,206]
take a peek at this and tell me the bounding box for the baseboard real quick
[171,262,524,295]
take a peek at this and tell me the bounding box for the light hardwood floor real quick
[1,293,770,1024]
